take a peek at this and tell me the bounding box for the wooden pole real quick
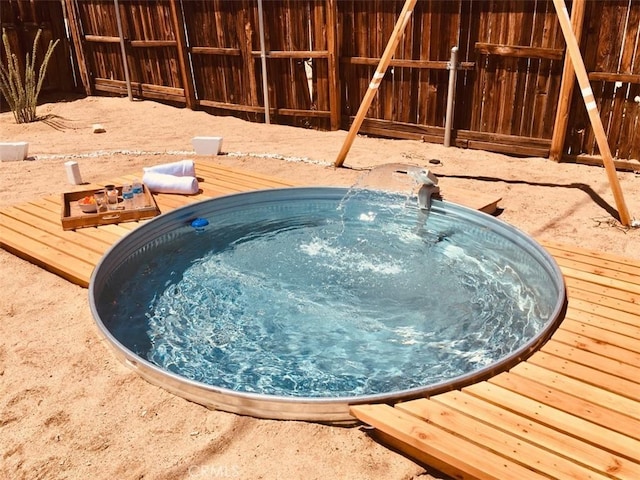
[552,0,632,226]
[334,0,417,168]
[169,0,195,109]
[113,0,133,101]
[550,0,585,161]
[326,0,340,131]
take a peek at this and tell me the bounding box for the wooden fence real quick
[2,0,640,168]
[0,0,75,93]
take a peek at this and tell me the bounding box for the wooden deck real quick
[0,162,295,287]
[352,241,640,480]
[3,161,637,478]
[0,160,500,287]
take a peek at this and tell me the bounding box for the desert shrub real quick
[0,28,60,124]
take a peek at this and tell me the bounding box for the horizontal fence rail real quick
[2,0,640,167]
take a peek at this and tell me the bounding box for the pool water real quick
[96,188,562,401]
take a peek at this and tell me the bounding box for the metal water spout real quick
[408,168,440,210]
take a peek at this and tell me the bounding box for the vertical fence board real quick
[423,0,442,127]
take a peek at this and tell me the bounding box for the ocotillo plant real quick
[0,29,60,124]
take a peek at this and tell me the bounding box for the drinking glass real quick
[94,190,108,213]
[105,184,118,210]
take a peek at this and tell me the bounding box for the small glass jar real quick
[105,184,118,210]
[94,190,108,213]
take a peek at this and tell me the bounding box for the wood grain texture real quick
[352,238,640,479]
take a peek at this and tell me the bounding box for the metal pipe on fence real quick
[113,0,132,101]
[257,0,270,124]
[444,46,458,148]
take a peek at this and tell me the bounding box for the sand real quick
[1,96,640,480]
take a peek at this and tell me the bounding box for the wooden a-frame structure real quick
[334,0,633,227]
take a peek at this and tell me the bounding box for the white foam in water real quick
[299,238,402,276]
[358,211,376,222]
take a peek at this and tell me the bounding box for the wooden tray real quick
[61,185,160,230]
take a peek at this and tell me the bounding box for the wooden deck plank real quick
[432,392,640,479]
[396,399,614,480]
[560,318,640,352]
[541,339,640,382]
[566,298,640,328]
[488,371,640,439]
[508,362,640,421]
[26,197,126,245]
[559,265,640,296]
[564,308,640,338]
[152,192,204,210]
[350,403,544,480]
[542,240,640,270]
[565,277,640,308]
[550,329,640,366]
[462,382,640,461]
[8,202,116,252]
[196,162,296,188]
[565,283,640,318]
[526,350,640,398]
[1,207,106,264]
[544,245,640,277]
[0,220,94,286]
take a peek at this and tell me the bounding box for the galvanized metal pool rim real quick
[89,187,567,423]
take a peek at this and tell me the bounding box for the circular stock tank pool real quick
[90,187,566,423]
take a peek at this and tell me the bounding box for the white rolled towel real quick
[143,172,199,194]
[143,159,196,177]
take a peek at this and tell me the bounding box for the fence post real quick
[113,0,132,101]
[169,0,195,109]
[326,0,340,130]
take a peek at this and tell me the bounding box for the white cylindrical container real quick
[65,161,83,185]
[122,184,134,210]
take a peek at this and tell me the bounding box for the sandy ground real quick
[2,96,640,480]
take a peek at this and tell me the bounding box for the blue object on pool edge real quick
[89,187,567,423]
[190,217,209,231]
